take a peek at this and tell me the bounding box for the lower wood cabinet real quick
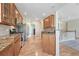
[0,43,14,56]
[14,36,21,56]
[42,34,50,53]
[49,34,56,55]
[41,33,56,56]
[0,34,21,56]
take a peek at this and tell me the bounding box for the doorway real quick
[31,24,36,37]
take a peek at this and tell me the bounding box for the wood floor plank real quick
[19,36,51,56]
[60,44,79,56]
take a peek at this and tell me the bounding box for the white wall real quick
[67,19,79,38]
[60,21,67,31]
[32,21,43,37]
[56,4,79,55]
[67,20,76,31]
[59,20,76,42]
[57,3,79,42]
[0,25,10,36]
[26,19,43,38]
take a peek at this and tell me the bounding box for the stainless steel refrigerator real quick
[16,23,29,46]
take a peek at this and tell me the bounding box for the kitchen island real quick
[41,30,56,56]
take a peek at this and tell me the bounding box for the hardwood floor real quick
[19,36,51,56]
[60,44,79,56]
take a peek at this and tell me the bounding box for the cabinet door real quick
[0,3,1,22]
[0,44,14,56]
[16,12,22,24]
[9,3,16,25]
[1,3,4,20]
[44,18,50,29]
[42,33,50,54]
[49,15,54,28]
[42,34,46,51]
[14,40,19,56]
[7,43,14,56]
[43,15,55,29]
[49,34,56,55]
[12,4,16,25]
[14,37,21,56]
[1,3,10,23]
[1,3,7,22]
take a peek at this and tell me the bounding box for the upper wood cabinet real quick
[1,3,10,25]
[0,3,23,26]
[9,3,16,25]
[0,4,1,22]
[15,10,23,24]
[43,15,55,29]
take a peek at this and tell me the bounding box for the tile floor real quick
[19,36,52,56]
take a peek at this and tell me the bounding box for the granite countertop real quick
[0,33,20,52]
[42,28,55,34]
[42,31,55,34]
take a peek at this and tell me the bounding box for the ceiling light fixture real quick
[42,13,46,16]
[51,5,55,9]
[75,3,79,6]
[24,12,27,16]
[16,10,18,14]
[35,17,39,20]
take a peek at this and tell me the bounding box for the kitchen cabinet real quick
[43,15,55,29]
[0,3,23,26]
[50,15,55,27]
[15,9,23,24]
[9,3,16,25]
[49,34,56,55]
[14,35,21,56]
[42,33,50,54]
[0,4,1,22]
[0,3,16,25]
[1,3,10,25]
[44,18,50,28]
[41,32,56,55]
[0,34,21,56]
[6,43,14,56]
[0,43,14,56]
[12,4,23,25]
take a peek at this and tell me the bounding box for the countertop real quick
[42,28,55,34]
[0,33,20,52]
[41,31,55,34]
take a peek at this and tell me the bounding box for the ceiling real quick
[15,3,66,21]
[57,3,79,21]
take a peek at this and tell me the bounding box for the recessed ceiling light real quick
[42,13,46,16]
[16,10,18,14]
[35,17,39,20]
[24,12,27,16]
[76,3,79,5]
[51,5,55,8]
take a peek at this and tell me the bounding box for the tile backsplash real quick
[0,25,10,36]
